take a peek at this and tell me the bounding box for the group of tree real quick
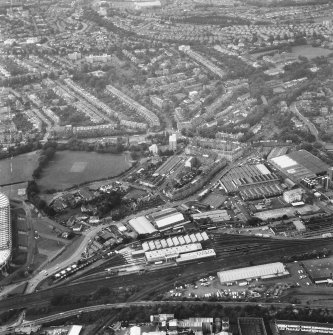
[32,142,57,179]
[282,248,331,263]
[26,180,55,217]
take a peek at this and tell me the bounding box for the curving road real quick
[290,102,321,143]
[25,223,110,293]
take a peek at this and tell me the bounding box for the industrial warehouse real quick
[127,208,187,235]
[269,150,329,183]
[128,216,157,235]
[141,232,209,251]
[149,208,186,230]
[219,164,283,200]
[192,210,230,223]
[302,258,333,285]
[131,232,214,263]
[217,262,289,284]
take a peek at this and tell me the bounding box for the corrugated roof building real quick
[217,262,289,284]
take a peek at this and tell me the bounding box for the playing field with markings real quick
[0,151,39,186]
[70,162,88,173]
[38,150,131,191]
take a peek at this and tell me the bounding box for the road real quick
[290,102,322,143]
[25,222,110,293]
[3,299,333,334]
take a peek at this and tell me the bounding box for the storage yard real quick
[302,258,333,285]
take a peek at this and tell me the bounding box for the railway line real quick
[1,234,332,314]
[51,234,333,287]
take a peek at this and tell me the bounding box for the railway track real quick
[59,234,333,288]
[1,234,329,315]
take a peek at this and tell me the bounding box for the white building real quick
[145,243,202,262]
[149,144,158,155]
[130,326,141,335]
[283,188,303,203]
[128,216,157,235]
[169,134,177,151]
[217,262,289,284]
[155,212,184,230]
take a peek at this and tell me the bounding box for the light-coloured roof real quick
[0,193,9,208]
[68,325,83,335]
[256,164,271,175]
[128,216,157,235]
[130,326,141,335]
[145,243,202,262]
[155,213,184,229]
[176,249,216,262]
[271,155,296,168]
[217,262,288,283]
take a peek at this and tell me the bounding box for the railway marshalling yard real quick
[2,233,333,318]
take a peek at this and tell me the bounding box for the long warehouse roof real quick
[128,216,157,235]
[217,262,288,283]
[155,213,184,229]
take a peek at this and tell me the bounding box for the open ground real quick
[37,151,131,192]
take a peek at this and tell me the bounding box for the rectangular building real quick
[217,262,289,284]
[176,249,216,263]
[128,216,157,235]
[275,320,333,334]
[145,243,202,263]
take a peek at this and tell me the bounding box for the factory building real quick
[176,249,216,263]
[270,150,328,183]
[192,210,230,223]
[217,262,289,284]
[141,232,209,252]
[283,188,304,203]
[220,163,282,200]
[145,243,202,263]
[128,216,157,235]
[149,208,185,231]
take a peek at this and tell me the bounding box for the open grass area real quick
[6,282,28,297]
[32,217,69,235]
[37,150,131,192]
[11,250,27,266]
[37,237,64,255]
[0,151,39,186]
[17,233,28,248]
[16,218,27,232]
[46,234,84,266]
[29,253,48,273]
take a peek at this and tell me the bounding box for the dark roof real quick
[288,150,328,175]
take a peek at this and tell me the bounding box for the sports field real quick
[0,151,39,186]
[37,150,131,191]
